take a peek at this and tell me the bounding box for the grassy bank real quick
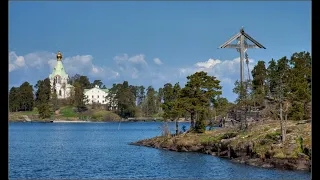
[9,106,121,122]
[131,120,311,171]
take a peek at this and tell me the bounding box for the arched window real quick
[59,90,62,96]
[55,75,61,84]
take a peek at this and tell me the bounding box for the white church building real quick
[49,51,74,99]
[49,51,116,109]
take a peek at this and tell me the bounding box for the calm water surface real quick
[9,122,311,179]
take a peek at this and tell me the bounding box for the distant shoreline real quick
[50,120,91,123]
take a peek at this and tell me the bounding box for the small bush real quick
[273,151,286,159]
[92,110,120,121]
[200,134,223,145]
[60,106,77,117]
[259,139,269,145]
[221,132,238,139]
[263,127,270,131]
[298,136,304,153]
[288,102,304,120]
[103,111,121,121]
[265,131,281,141]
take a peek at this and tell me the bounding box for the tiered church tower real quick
[49,51,74,99]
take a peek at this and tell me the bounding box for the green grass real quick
[200,134,223,145]
[265,131,281,141]
[91,110,121,121]
[18,108,39,115]
[60,106,77,117]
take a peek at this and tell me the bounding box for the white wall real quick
[84,88,109,104]
[50,76,71,99]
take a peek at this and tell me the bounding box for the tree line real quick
[237,51,311,121]
[9,51,311,133]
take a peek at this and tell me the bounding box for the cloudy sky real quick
[9,1,311,102]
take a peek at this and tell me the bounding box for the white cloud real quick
[129,54,147,65]
[153,58,163,65]
[195,58,221,69]
[114,54,147,66]
[9,51,57,72]
[9,64,17,72]
[131,68,139,79]
[178,57,255,83]
[9,51,26,72]
[9,51,119,81]
[90,65,120,80]
[91,65,100,73]
[113,53,149,80]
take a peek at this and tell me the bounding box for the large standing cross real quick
[219,27,266,84]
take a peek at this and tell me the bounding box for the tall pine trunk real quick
[280,102,286,142]
[284,112,287,142]
[175,118,179,135]
[190,112,195,129]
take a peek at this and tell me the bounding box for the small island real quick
[131,119,311,171]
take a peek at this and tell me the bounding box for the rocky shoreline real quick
[130,137,311,172]
[130,121,311,172]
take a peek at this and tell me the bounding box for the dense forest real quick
[9,51,311,132]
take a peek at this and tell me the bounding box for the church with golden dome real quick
[49,51,74,99]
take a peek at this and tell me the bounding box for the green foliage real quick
[288,52,311,119]
[91,110,121,121]
[298,136,304,153]
[221,132,238,139]
[145,86,157,116]
[36,78,52,119]
[38,104,51,119]
[200,134,223,145]
[111,81,137,118]
[194,111,206,133]
[79,76,91,89]
[251,61,267,106]
[9,82,34,112]
[60,106,77,117]
[212,96,230,117]
[265,131,281,141]
[177,71,222,130]
[91,79,103,88]
[161,83,182,120]
[9,87,20,112]
[267,59,278,95]
[232,80,250,104]
[74,82,87,112]
[288,101,304,120]
[248,51,312,121]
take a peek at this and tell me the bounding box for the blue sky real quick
[9,1,311,102]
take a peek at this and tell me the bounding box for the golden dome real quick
[56,51,63,61]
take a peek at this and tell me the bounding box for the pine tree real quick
[177,71,222,132]
[251,61,267,106]
[74,82,87,112]
[36,78,52,119]
[9,87,20,112]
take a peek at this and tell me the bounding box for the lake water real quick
[9,122,311,179]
